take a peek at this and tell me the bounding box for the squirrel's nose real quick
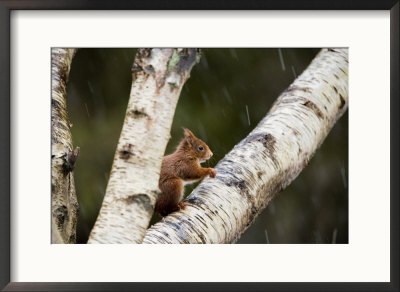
[209,151,213,158]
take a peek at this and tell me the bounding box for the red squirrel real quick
[154,128,216,216]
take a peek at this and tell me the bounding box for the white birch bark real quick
[88,49,201,243]
[143,48,348,244]
[51,48,79,244]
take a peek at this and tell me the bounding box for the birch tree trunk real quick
[143,48,348,244]
[51,48,79,244]
[88,49,201,244]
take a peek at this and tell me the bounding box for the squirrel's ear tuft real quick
[183,128,194,144]
[183,128,194,138]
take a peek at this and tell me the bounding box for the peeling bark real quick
[51,48,78,244]
[88,49,201,244]
[143,48,348,244]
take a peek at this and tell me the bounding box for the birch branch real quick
[143,48,348,244]
[88,49,201,244]
[51,48,79,244]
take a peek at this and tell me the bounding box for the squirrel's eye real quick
[198,146,204,151]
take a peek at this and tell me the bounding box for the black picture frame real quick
[0,1,398,291]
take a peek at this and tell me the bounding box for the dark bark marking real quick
[194,214,209,229]
[249,206,258,223]
[119,143,134,159]
[185,219,207,243]
[287,126,300,137]
[63,147,80,173]
[168,220,183,232]
[131,63,143,74]
[204,213,214,221]
[219,176,248,193]
[52,119,70,134]
[243,133,278,168]
[339,94,346,109]
[129,108,149,119]
[260,134,276,151]
[303,100,324,120]
[186,196,207,207]
[268,180,285,199]
[322,92,332,103]
[144,65,155,75]
[137,48,152,59]
[54,205,68,228]
[131,49,153,82]
[51,98,63,111]
[131,63,143,81]
[236,179,247,191]
[244,133,276,150]
[216,163,243,176]
[68,234,76,243]
[298,147,303,155]
[124,193,153,213]
[285,85,312,94]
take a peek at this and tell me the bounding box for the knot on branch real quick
[129,108,149,119]
[123,193,154,214]
[63,147,80,173]
[119,143,134,160]
[54,205,68,227]
[167,48,201,75]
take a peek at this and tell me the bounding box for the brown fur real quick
[154,128,216,216]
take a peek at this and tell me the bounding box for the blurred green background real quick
[66,48,348,244]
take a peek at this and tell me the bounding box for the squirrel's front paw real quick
[209,168,216,178]
[177,201,187,210]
